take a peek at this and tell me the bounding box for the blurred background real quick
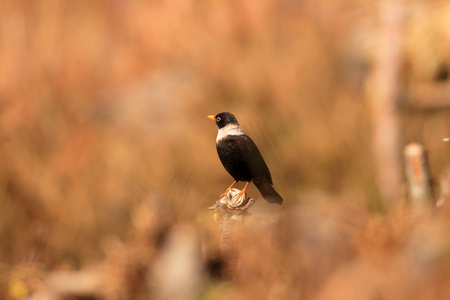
[1,0,450,299]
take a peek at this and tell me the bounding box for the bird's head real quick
[207,112,239,129]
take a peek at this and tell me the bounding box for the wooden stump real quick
[209,188,254,279]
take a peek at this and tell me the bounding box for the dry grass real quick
[1,0,450,299]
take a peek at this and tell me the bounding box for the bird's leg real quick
[220,181,238,198]
[234,182,250,199]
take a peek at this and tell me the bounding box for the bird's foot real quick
[232,182,249,201]
[210,188,253,211]
[233,190,246,200]
[220,188,232,198]
[220,181,238,198]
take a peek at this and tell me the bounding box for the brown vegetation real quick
[1,0,450,299]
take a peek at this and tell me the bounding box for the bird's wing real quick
[239,135,273,184]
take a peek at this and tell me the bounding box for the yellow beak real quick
[207,115,216,121]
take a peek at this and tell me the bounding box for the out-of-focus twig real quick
[405,82,450,111]
[25,270,103,300]
[404,143,433,214]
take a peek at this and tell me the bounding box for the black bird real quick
[208,112,283,204]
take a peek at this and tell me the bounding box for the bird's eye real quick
[216,117,221,122]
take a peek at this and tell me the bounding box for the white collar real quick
[216,124,245,142]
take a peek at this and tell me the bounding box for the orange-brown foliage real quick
[1,0,450,298]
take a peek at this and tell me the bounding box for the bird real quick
[207,112,283,204]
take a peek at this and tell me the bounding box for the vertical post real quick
[439,140,450,207]
[437,167,450,208]
[404,143,434,214]
[367,1,404,208]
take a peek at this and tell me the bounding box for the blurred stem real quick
[367,0,405,208]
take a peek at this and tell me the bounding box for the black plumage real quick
[208,112,283,204]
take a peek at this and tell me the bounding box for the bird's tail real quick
[254,180,283,204]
